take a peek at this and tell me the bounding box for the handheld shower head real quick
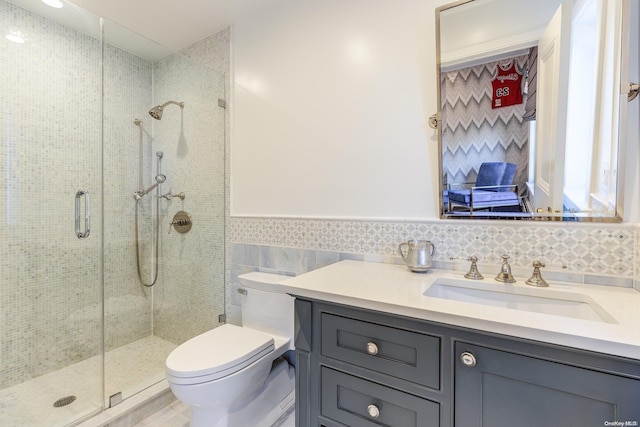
[148,101,184,120]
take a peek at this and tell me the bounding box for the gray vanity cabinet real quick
[295,299,450,426]
[295,298,640,427]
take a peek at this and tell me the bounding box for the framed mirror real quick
[436,0,632,221]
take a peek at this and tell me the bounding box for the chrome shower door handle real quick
[75,189,91,239]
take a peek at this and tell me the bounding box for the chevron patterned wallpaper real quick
[441,55,529,190]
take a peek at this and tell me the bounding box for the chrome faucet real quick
[495,255,516,283]
[464,256,484,280]
[449,256,484,280]
[525,260,549,287]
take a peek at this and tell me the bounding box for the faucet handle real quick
[526,260,549,287]
[495,254,516,283]
[464,256,484,280]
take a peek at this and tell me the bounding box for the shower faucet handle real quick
[167,218,187,234]
[525,260,549,287]
[464,256,484,280]
[161,190,186,201]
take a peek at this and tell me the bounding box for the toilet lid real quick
[166,324,274,382]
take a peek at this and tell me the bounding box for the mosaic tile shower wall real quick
[179,30,232,330]
[103,44,155,351]
[104,33,227,349]
[0,1,103,388]
[150,52,226,344]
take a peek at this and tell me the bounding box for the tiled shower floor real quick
[0,335,176,427]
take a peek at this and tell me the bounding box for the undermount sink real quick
[424,279,617,323]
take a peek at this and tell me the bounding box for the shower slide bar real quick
[133,174,166,200]
[75,189,90,239]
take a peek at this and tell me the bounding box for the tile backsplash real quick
[229,217,639,301]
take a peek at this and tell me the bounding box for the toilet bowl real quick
[165,272,295,427]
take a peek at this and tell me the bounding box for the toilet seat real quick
[166,324,275,385]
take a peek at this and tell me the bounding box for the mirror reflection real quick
[437,0,629,221]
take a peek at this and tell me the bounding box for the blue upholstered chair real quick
[447,162,520,213]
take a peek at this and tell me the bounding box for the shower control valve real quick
[169,211,192,234]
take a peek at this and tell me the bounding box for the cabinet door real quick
[455,343,640,426]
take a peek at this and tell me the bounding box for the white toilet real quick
[165,272,296,427]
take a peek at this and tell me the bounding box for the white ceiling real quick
[68,0,284,51]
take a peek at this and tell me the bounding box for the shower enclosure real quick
[0,1,226,425]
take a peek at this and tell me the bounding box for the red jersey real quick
[491,61,523,109]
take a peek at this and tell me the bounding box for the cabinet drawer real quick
[321,367,440,427]
[321,312,440,389]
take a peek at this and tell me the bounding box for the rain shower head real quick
[149,100,184,120]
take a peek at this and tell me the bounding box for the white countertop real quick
[273,260,640,360]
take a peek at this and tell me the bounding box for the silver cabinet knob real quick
[366,342,379,355]
[460,351,477,367]
[367,404,380,418]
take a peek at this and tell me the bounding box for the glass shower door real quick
[101,20,227,407]
[0,1,228,424]
[0,0,104,425]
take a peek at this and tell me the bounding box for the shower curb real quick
[75,381,176,427]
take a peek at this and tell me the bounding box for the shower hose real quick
[134,193,160,287]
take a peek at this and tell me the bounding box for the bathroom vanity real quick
[273,260,640,427]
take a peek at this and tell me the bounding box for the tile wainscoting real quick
[228,217,639,321]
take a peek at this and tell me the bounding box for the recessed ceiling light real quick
[42,0,64,8]
[5,30,26,43]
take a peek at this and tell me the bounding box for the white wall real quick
[231,0,639,222]
[232,0,447,219]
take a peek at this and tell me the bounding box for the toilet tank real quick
[238,272,295,347]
